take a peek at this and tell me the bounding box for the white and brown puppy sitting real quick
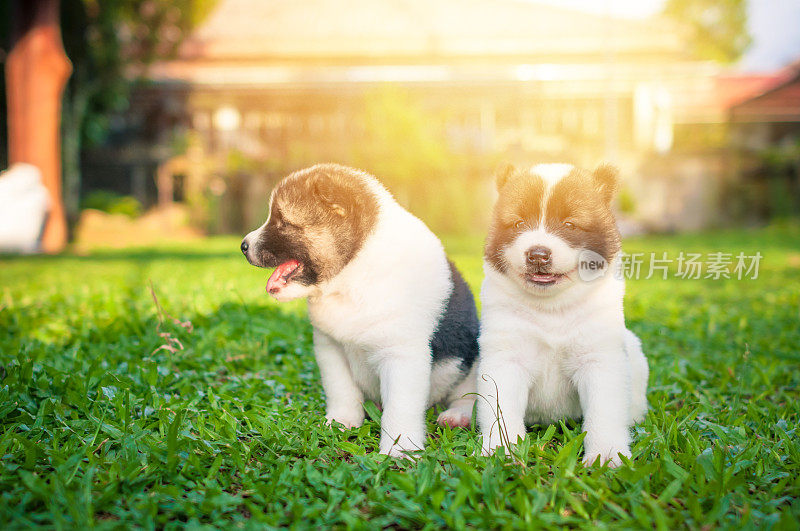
[477,163,648,466]
[241,163,479,457]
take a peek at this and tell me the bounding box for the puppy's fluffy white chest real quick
[478,260,648,464]
[479,266,624,424]
[307,204,449,349]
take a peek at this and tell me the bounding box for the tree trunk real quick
[5,0,72,253]
[61,78,89,232]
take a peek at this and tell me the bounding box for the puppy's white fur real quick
[477,164,648,466]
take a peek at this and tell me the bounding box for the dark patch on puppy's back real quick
[430,261,479,371]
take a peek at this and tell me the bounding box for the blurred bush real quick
[351,86,491,234]
[618,187,637,215]
[202,86,494,235]
[759,139,800,219]
[81,190,143,218]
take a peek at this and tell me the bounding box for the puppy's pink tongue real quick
[266,260,300,295]
[532,273,556,282]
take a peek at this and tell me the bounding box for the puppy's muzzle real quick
[240,235,266,267]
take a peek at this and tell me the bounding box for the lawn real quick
[1,224,799,529]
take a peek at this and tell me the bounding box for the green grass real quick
[1,224,799,529]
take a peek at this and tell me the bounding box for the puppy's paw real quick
[630,401,649,424]
[379,434,424,459]
[437,408,472,428]
[481,433,504,456]
[379,446,419,460]
[583,428,631,467]
[582,446,630,468]
[325,409,364,430]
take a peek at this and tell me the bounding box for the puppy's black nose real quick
[240,240,249,255]
[526,246,551,265]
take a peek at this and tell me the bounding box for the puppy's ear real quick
[309,173,347,216]
[494,163,517,192]
[593,163,620,203]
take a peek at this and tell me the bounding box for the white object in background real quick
[634,83,674,154]
[0,163,50,253]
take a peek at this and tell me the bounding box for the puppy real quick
[476,163,648,466]
[241,163,479,457]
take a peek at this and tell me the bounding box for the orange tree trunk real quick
[5,0,72,253]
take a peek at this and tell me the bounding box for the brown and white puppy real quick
[241,163,479,457]
[477,163,649,466]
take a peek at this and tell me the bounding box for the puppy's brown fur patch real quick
[485,164,621,272]
[254,164,379,284]
[485,165,545,273]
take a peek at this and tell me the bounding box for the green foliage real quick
[617,187,637,215]
[59,0,217,223]
[760,139,800,175]
[353,86,451,189]
[1,225,799,527]
[81,190,143,218]
[61,0,210,145]
[758,139,800,219]
[664,0,751,64]
[352,86,489,233]
[225,149,262,175]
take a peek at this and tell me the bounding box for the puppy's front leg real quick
[476,356,529,455]
[376,347,431,457]
[314,329,364,429]
[574,356,631,467]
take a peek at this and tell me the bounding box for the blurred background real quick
[1,0,799,252]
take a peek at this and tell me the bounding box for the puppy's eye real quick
[563,220,576,229]
[514,220,526,229]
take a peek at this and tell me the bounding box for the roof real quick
[168,0,685,62]
[672,73,784,123]
[730,60,800,122]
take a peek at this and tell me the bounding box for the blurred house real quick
[88,0,768,233]
[728,61,800,220]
